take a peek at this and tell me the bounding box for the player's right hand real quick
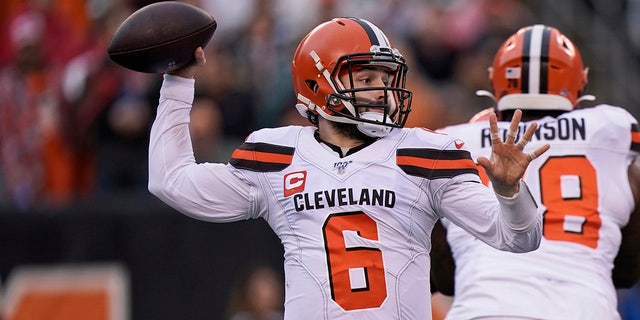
[168,47,206,79]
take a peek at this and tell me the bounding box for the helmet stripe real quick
[527,25,544,94]
[522,24,551,94]
[521,28,531,93]
[539,26,551,93]
[350,18,390,48]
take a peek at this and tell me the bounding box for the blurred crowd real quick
[226,264,284,320]
[0,0,639,212]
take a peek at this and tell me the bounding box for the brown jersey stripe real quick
[396,148,479,179]
[399,166,479,179]
[397,148,474,161]
[234,142,295,154]
[396,148,471,160]
[230,142,294,172]
[631,124,640,152]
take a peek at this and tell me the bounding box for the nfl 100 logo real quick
[333,161,353,175]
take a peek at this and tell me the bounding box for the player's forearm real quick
[148,75,196,201]
[495,180,540,231]
[494,180,543,252]
[440,181,542,253]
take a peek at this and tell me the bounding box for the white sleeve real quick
[437,180,542,253]
[148,74,254,222]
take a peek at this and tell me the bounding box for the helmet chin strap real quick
[357,112,393,137]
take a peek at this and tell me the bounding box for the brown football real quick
[108,1,217,73]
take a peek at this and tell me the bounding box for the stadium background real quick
[1,0,639,319]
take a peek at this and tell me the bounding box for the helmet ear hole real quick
[305,80,319,93]
[559,36,572,51]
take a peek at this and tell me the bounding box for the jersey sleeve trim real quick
[396,148,479,179]
[230,142,295,172]
[631,123,640,153]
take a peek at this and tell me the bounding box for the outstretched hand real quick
[167,47,206,79]
[478,109,550,197]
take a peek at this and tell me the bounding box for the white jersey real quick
[440,105,640,320]
[148,75,542,320]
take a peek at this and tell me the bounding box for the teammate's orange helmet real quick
[487,24,590,112]
[291,17,412,137]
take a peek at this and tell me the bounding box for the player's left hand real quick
[477,109,550,197]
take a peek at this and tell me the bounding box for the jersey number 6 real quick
[322,212,387,311]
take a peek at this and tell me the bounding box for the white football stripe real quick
[528,24,545,94]
[361,19,390,47]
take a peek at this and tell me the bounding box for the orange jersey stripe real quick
[396,156,477,170]
[631,131,640,144]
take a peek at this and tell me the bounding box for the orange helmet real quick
[291,17,412,137]
[486,24,591,113]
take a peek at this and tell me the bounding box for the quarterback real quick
[148,18,549,319]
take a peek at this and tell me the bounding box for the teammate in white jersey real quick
[147,18,550,320]
[433,24,640,320]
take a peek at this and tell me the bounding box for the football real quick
[108,1,217,73]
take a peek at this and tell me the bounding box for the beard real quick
[331,121,377,143]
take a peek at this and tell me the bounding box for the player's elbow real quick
[148,176,172,201]
[148,180,185,213]
[148,179,162,198]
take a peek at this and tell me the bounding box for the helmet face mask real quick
[330,52,411,126]
[292,18,412,137]
[489,24,590,114]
